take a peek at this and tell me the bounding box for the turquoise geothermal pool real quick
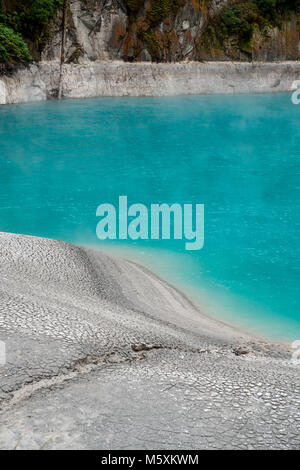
[0,93,299,340]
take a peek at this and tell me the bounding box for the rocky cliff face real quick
[42,0,209,62]
[40,1,300,63]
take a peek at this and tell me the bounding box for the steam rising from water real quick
[0,93,299,340]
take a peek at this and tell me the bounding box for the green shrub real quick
[0,0,63,62]
[25,0,62,40]
[147,0,183,23]
[220,5,256,44]
[0,24,32,63]
[124,0,144,12]
[221,6,243,35]
[201,0,300,55]
[1,0,63,41]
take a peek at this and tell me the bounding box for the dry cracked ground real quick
[0,232,299,450]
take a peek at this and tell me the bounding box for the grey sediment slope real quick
[0,232,299,449]
[0,60,300,105]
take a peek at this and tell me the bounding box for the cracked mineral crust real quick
[0,232,299,449]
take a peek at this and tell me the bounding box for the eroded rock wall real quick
[42,0,209,62]
[0,61,299,105]
[40,1,300,63]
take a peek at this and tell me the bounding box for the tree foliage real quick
[0,0,63,63]
[0,24,32,63]
[202,0,300,54]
